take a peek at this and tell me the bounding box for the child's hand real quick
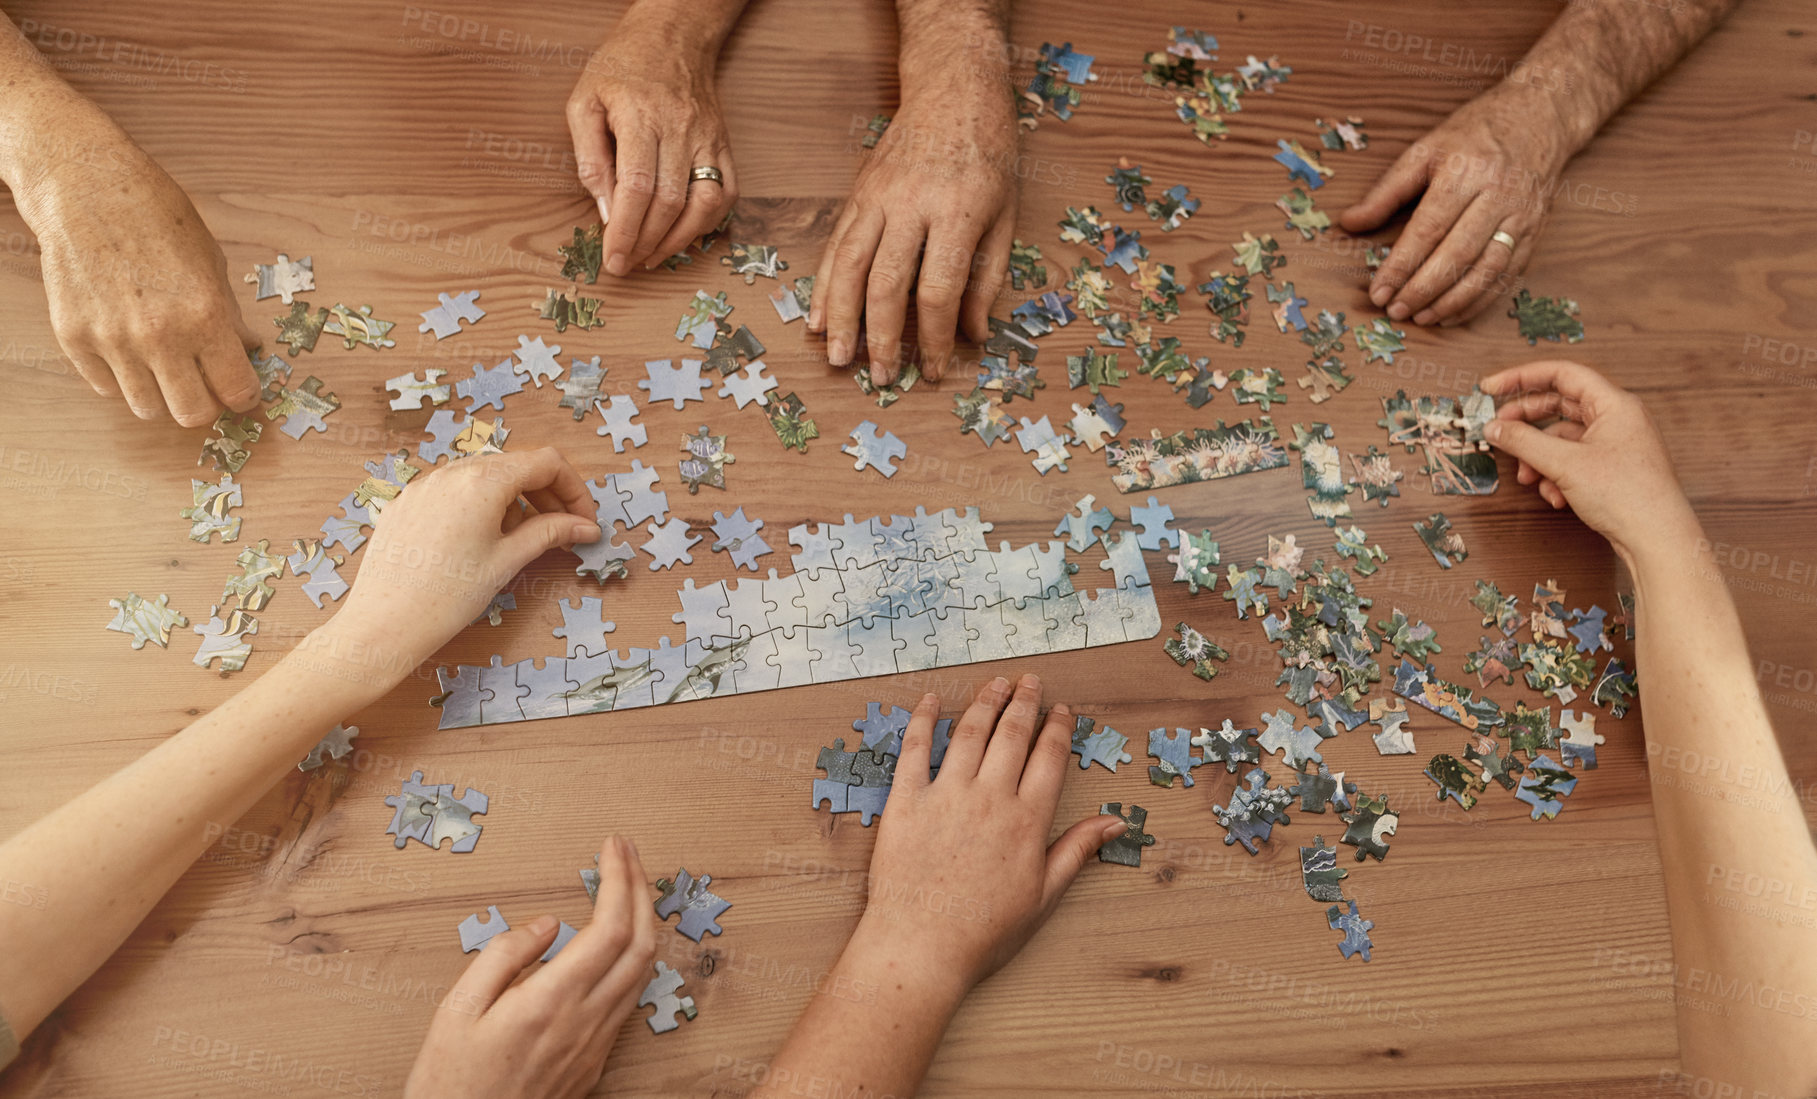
[1481,359,1694,561]
[403,837,655,1099]
[849,676,1125,995]
[566,5,739,274]
[327,449,598,672]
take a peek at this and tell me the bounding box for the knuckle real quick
[867,266,909,298]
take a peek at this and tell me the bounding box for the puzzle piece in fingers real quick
[654,867,732,941]
[1098,802,1156,866]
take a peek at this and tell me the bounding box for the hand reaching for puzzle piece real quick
[2,84,261,426]
[1341,84,1575,328]
[848,676,1125,995]
[808,75,1018,386]
[404,837,655,1099]
[1480,359,1694,566]
[566,2,742,275]
[327,449,600,680]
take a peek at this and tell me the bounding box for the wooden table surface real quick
[3,0,1814,1095]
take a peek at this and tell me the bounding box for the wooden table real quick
[3,0,1813,1094]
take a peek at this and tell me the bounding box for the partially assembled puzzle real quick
[432,506,1161,727]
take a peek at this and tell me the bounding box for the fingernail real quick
[1370,285,1391,306]
[1386,302,1410,321]
[1019,672,1040,689]
[596,196,610,225]
[528,914,558,935]
[988,676,1010,696]
[573,521,600,542]
[807,311,823,331]
[828,338,850,366]
[606,253,628,277]
[1412,309,1435,326]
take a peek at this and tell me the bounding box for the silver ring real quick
[1490,230,1517,250]
[689,165,723,186]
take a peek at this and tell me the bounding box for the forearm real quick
[0,625,393,1037]
[610,0,749,66]
[1625,513,1817,1088]
[755,922,968,1099]
[1510,0,1739,154]
[895,0,1012,102]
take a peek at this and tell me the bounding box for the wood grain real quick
[2,0,1814,1095]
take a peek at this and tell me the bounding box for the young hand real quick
[403,837,656,1099]
[327,449,599,671]
[15,113,262,426]
[566,4,740,275]
[1342,84,1576,327]
[849,676,1124,994]
[1480,359,1693,562]
[808,82,1017,386]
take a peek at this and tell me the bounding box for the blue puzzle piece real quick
[1146,726,1204,788]
[1273,138,1327,189]
[1327,900,1374,960]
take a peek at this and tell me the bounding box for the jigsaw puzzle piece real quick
[517,657,577,721]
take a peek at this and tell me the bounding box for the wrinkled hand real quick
[404,837,655,1099]
[19,123,261,426]
[566,7,738,276]
[852,676,1122,992]
[1343,86,1573,327]
[1481,360,1692,561]
[808,88,1017,385]
[331,449,599,668]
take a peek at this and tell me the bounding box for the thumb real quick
[1484,418,1577,481]
[446,915,561,1015]
[1041,814,1128,908]
[1340,143,1431,232]
[502,512,600,570]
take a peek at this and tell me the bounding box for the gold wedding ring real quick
[1490,229,1518,250]
[689,165,723,186]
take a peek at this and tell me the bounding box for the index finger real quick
[895,693,940,793]
[530,836,643,998]
[1480,359,1606,403]
[489,448,593,519]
